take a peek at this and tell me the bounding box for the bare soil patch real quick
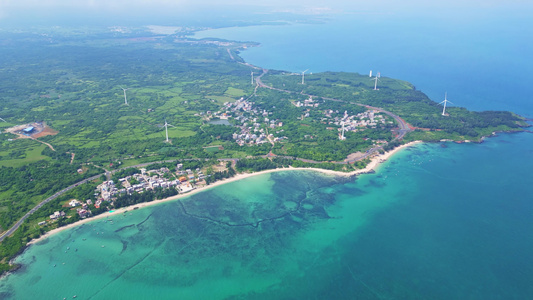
[33,124,59,138]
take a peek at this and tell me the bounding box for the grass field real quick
[225,87,246,97]
[0,141,50,168]
[207,95,237,103]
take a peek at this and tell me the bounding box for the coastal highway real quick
[255,68,412,160]
[0,173,103,243]
[0,157,250,243]
[0,70,411,243]
[0,159,196,243]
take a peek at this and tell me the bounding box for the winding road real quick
[0,173,102,243]
[254,68,412,163]
[0,159,192,243]
[0,60,412,244]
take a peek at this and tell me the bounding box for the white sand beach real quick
[28,141,421,245]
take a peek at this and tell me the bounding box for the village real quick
[44,164,206,224]
[19,99,393,228]
[203,97,287,146]
[200,95,395,147]
[328,109,392,131]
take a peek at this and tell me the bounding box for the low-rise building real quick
[69,199,80,207]
[49,211,66,220]
[77,209,91,219]
[179,182,195,193]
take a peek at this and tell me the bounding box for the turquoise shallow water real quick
[2,4,533,299]
[0,170,393,299]
[1,134,533,299]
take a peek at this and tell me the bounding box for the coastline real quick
[0,140,422,282]
[27,140,421,246]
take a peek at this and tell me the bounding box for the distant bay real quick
[2,6,533,299]
[195,12,533,117]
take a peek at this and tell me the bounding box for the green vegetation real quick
[205,165,237,185]
[0,140,50,168]
[114,188,179,209]
[262,71,527,141]
[236,157,358,173]
[0,26,528,275]
[0,179,102,272]
[242,89,380,161]
[0,30,256,228]
[0,161,100,231]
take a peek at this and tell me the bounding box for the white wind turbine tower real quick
[120,86,130,105]
[439,92,454,116]
[340,121,346,140]
[301,69,309,84]
[163,118,176,143]
[371,72,381,90]
[251,71,254,85]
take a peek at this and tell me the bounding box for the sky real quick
[2,0,531,27]
[0,1,324,26]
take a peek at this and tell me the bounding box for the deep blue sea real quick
[195,11,533,116]
[1,5,533,299]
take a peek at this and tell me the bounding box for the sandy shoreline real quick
[27,141,421,246]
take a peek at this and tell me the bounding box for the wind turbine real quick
[163,118,175,143]
[369,70,373,77]
[251,71,254,85]
[120,86,130,105]
[301,69,309,84]
[371,72,381,90]
[439,92,454,116]
[340,121,346,140]
[0,117,6,122]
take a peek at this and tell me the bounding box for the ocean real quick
[194,11,533,116]
[2,5,533,299]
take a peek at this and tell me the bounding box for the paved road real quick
[255,68,412,162]
[0,158,246,242]
[0,159,191,243]
[0,173,102,243]
[0,67,412,243]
